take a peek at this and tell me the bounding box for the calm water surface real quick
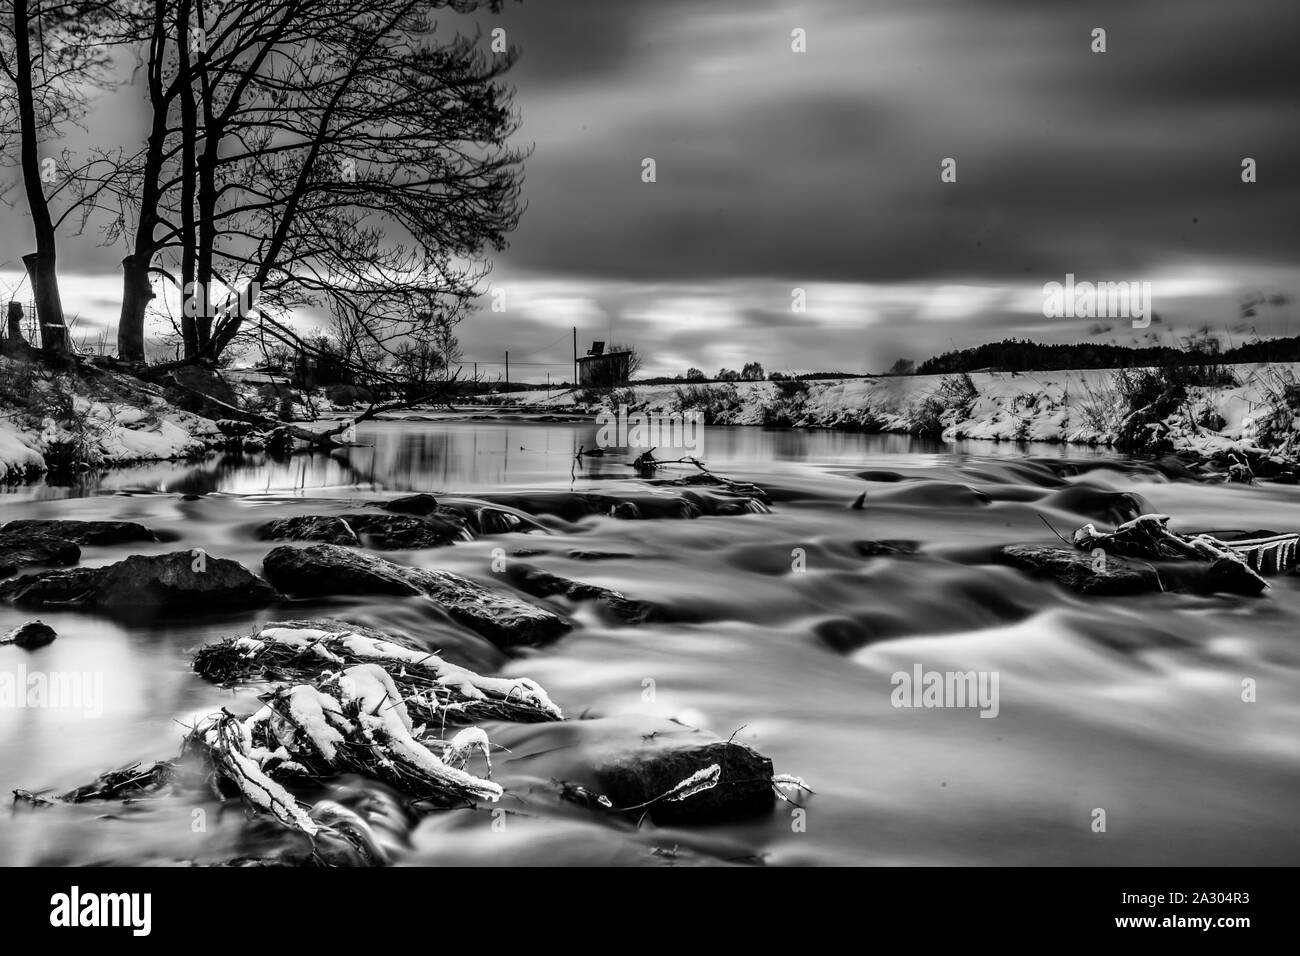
[2,419,1298,866]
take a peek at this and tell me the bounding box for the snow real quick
[202,719,320,836]
[250,625,564,719]
[442,727,492,773]
[283,685,351,761]
[337,664,503,801]
[0,358,222,479]
[0,424,45,482]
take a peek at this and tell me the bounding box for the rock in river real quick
[502,563,661,624]
[255,515,361,547]
[0,551,278,611]
[261,544,570,648]
[594,741,777,824]
[339,513,459,549]
[382,493,440,516]
[0,519,159,546]
[1000,545,1162,596]
[1,620,58,649]
[256,513,459,550]
[0,531,80,577]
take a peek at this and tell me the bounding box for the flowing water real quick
[2,418,1299,866]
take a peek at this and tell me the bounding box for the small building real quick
[577,341,633,388]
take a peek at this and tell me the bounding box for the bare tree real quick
[0,0,115,355]
[101,0,522,366]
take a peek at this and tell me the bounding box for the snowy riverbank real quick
[494,363,1300,465]
[0,358,222,481]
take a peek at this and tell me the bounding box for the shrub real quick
[325,383,374,406]
[763,378,811,426]
[910,374,978,436]
[672,383,742,424]
[1111,363,1237,451]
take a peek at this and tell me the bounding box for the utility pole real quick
[573,326,578,387]
[505,351,509,390]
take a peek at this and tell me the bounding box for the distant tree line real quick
[913,336,1300,375]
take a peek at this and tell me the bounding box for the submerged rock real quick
[256,513,459,550]
[256,515,361,547]
[382,493,440,516]
[340,513,458,549]
[1,519,158,545]
[609,501,643,520]
[261,545,570,647]
[1000,545,1162,596]
[854,540,919,557]
[1,620,58,649]
[0,531,80,577]
[1041,486,1147,524]
[502,564,662,624]
[594,741,777,824]
[0,551,278,610]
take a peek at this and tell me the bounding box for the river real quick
[2,418,1298,865]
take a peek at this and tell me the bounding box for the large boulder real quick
[261,545,570,648]
[0,551,278,610]
[595,741,777,824]
[1,519,158,545]
[0,531,80,577]
[1000,545,1162,596]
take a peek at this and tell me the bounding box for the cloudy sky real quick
[3,0,1298,379]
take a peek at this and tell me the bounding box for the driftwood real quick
[1073,514,1297,587]
[628,449,769,501]
[194,621,562,724]
[29,621,560,863]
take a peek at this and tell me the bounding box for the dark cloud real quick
[489,0,1300,285]
[4,0,1298,377]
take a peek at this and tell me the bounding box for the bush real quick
[1111,363,1237,451]
[672,383,743,424]
[0,358,39,409]
[1253,366,1300,450]
[763,378,810,426]
[910,374,978,436]
[325,383,374,406]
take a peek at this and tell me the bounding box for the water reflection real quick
[2,418,1114,499]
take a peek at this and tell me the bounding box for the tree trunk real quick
[21,252,68,356]
[116,0,172,364]
[13,0,70,357]
[116,255,154,362]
